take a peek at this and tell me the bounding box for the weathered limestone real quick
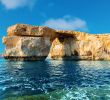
[3,36,51,60]
[49,31,110,60]
[8,24,56,39]
[3,24,110,60]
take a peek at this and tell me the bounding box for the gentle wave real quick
[0,59,110,100]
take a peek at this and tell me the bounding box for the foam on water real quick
[0,59,110,100]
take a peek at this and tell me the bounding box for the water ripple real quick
[0,59,110,99]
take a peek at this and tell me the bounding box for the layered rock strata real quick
[3,24,110,60]
[3,24,54,60]
[3,36,51,60]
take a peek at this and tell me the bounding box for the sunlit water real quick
[0,59,110,100]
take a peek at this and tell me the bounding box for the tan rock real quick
[7,24,56,39]
[3,24,110,60]
[49,32,110,60]
[48,37,72,59]
[3,36,51,60]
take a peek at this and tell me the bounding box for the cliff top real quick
[7,24,110,38]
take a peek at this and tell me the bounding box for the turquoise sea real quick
[0,59,110,100]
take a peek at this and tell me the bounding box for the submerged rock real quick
[2,24,110,60]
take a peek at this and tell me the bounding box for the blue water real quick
[0,59,110,100]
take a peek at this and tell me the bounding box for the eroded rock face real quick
[48,37,72,59]
[3,36,51,60]
[3,24,110,60]
[49,31,110,60]
[8,24,56,39]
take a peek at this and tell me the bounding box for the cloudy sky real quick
[0,0,110,53]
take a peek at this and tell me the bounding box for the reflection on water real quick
[0,59,110,99]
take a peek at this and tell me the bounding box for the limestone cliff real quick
[3,36,51,60]
[2,24,110,60]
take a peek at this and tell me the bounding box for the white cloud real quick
[0,0,36,10]
[43,16,88,31]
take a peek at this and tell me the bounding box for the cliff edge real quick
[2,24,110,60]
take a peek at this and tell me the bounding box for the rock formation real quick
[2,24,110,60]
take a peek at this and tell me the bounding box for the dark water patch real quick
[0,59,110,99]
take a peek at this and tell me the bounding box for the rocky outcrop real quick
[2,24,110,60]
[7,24,56,40]
[3,24,54,60]
[3,36,51,60]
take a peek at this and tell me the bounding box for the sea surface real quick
[0,59,110,100]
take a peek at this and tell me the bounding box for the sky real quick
[0,0,110,53]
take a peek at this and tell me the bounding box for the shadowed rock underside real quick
[2,24,110,60]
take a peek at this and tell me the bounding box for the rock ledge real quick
[3,24,110,60]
